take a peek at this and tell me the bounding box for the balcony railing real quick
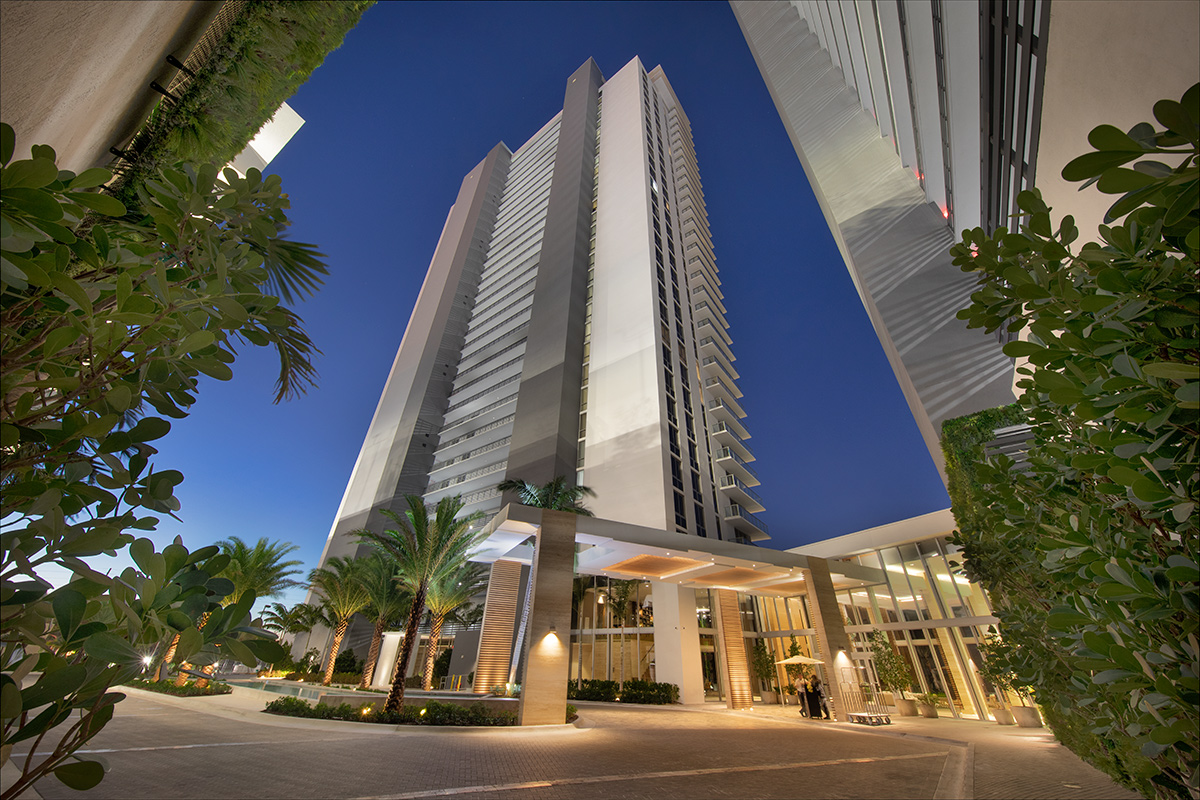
[714,447,758,480]
[724,503,769,537]
[718,474,764,512]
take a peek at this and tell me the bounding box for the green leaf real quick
[3,187,64,221]
[1096,168,1155,194]
[179,329,216,353]
[107,383,132,412]
[242,637,287,665]
[64,191,125,217]
[21,665,86,709]
[221,636,259,668]
[1107,466,1142,486]
[49,271,93,315]
[2,158,59,189]
[54,759,105,791]
[1141,362,1195,381]
[1153,99,1197,141]
[0,123,13,166]
[1087,124,1143,152]
[1062,150,1140,182]
[41,326,79,359]
[1092,669,1138,684]
[1175,381,1199,404]
[83,632,143,666]
[127,417,171,443]
[174,627,203,662]
[52,589,86,639]
[1079,294,1118,313]
[1095,269,1132,292]
[1,677,22,719]
[1002,341,1043,357]
[68,168,112,190]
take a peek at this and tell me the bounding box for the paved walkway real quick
[3,687,1138,800]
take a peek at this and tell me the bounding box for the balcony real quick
[704,373,743,401]
[701,354,739,382]
[711,422,753,462]
[714,447,759,486]
[707,396,747,421]
[693,300,728,332]
[698,335,736,364]
[724,503,769,541]
[718,474,764,513]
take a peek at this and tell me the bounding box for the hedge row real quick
[263,696,516,726]
[128,679,232,697]
[567,678,679,705]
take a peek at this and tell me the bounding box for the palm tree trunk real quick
[323,620,348,686]
[158,633,181,681]
[359,619,386,689]
[422,612,446,691]
[385,585,426,712]
[175,612,212,686]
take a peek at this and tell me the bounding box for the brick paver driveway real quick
[20,692,949,799]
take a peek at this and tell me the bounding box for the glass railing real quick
[713,447,758,479]
[725,504,768,535]
[718,474,762,504]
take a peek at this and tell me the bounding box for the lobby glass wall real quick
[569,575,656,683]
[834,536,997,720]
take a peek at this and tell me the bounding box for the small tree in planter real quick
[868,631,918,716]
[978,634,1041,727]
[749,639,779,703]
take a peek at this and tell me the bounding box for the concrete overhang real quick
[471,504,885,595]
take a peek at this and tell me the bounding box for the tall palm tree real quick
[421,563,488,690]
[355,494,484,711]
[356,553,412,689]
[187,536,303,686]
[215,536,304,605]
[497,476,596,515]
[308,556,371,686]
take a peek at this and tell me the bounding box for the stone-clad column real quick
[713,589,752,709]
[474,559,523,694]
[802,556,855,722]
[517,510,577,725]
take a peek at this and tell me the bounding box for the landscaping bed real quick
[567,679,679,704]
[263,696,517,726]
[128,679,232,697]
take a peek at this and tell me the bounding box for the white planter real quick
[760,689,777,704]
[896,698,920,716]
[919,703,939,719]
[1012,706,1042,727]
[992,708,1015,725]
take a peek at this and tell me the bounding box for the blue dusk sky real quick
[44,2,953,606]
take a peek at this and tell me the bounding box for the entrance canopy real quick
[469,503,885,596]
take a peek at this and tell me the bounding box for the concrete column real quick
[713,589,752,709]
[802,557,855,722]
[517,510,577,725]
[649,582,704,704]
[474,559,523,694]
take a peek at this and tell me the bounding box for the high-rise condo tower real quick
[315,56,767,594]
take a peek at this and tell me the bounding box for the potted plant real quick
[978,633,1039,727]
[783,684,799,705]
[750,639,778,704]
[916,692,941,719]
[868,631,918,716]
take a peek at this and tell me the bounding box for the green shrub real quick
[567,679,618,702]
[283,671,320,682]
[262,697,516,726]
[129,679,233,697]
[565,679,678,704]
[333,650,359,674]
[566,704,578,723]
[619,679,679,705]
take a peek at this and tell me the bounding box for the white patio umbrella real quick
[775,655,824,665]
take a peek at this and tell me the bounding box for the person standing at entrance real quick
[806,676,822,719]
[810,676,830,719]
